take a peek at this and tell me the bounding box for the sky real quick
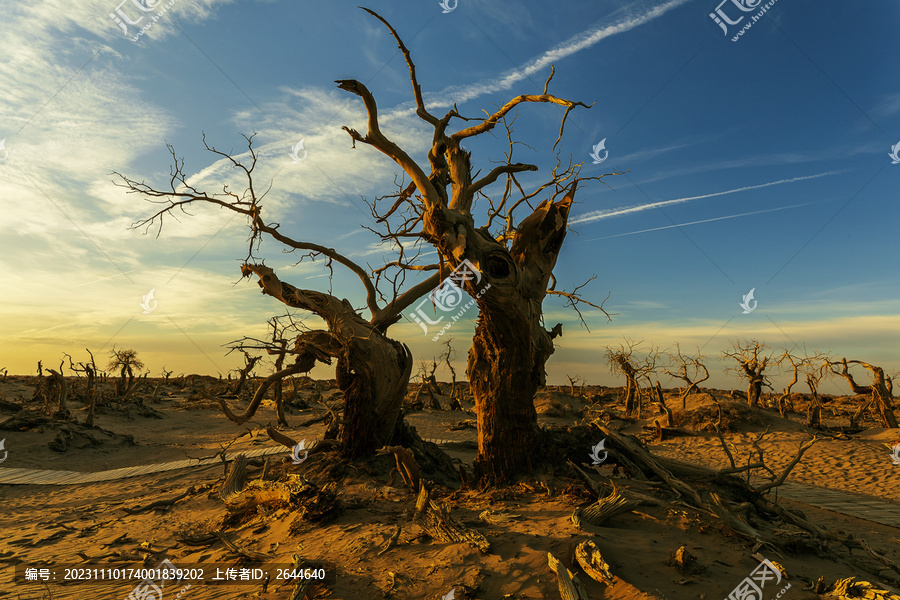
[0,0,898,393]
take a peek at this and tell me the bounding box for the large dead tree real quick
[723,340,773,409]
[337,9,614,484]
[116,134,441,460]
[663,344,709,409]
[828,358,898,428]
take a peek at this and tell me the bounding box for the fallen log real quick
[575,541,613,585]
[548,552,589,600]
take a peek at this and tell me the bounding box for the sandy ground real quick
[1,376,900,599]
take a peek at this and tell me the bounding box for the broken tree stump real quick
[413,485,489,553]
[669,545,696,572]
[377,445,421,492]
[547,552,589,600]
[220,454,248,501]
[575,541,614,585]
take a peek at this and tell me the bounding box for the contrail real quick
[578,203,810,242]
[417,0,692,109]
[569,171,838,225]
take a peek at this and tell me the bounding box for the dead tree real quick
[663,344,709,409]
[440,338,461,410]
[65,349,100,426]
[230,349,261,396]
[777,350,828,425]
[723,340,773,409]
[605,340,657,417]
[566,375,586,397]
[107,348,144,399]
[46,359,68,416]
[336,9,616,484]
[829,358,898,428]
[777,350,801,417]
[117,134,441,460]
[224,315,303,426]
[413,360,442,410]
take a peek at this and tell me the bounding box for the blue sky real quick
[1,0,898,392]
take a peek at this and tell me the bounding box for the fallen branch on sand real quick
[122,483,214,514]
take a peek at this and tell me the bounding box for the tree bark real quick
[239,264,413,458]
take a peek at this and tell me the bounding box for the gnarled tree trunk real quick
[228,265,413,459]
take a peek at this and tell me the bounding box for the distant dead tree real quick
[776,350,802,417]
[440,338,461,410]
[566,374,586,397]
[34,360,67,416]
[107,347,144,399]
[229,349,261,396]
[223,314,313,426]
[776,349,829,426]
[412,359,442,410]
[723,340,773,409]
[663,344,709,409]
[828,358,898,428]
[161,367,173,384]
[606,340,658,417]
[65,349,100,426]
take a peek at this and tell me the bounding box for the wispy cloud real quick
[569,171,840,225]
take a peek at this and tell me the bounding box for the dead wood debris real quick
[377,524,401,556]
[574,541,613,585]
[478,509,521,525]
[376,445,421,492]
[827,577,900,599]
[122,483,214,514]
[584,425,900,580]
[413,485,489,553]
[547,552,589,600]
[571,484,638,528]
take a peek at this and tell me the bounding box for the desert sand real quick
[2,375,900,599]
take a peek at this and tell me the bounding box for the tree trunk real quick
[874,389,898,428]
[624,375,639,415]
[469,308,545,485]
[237,264,413,459]
[747,377,762,409]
